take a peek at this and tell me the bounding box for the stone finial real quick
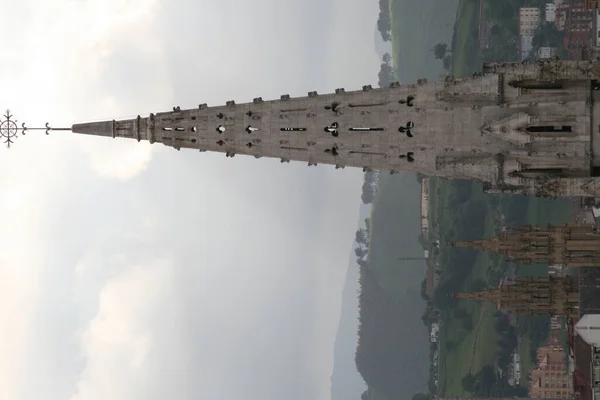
[335,88,345,95]
[389,82,400,88]
[253,97,263,104]
[308,91,318,98]
[362,85,373,92]
[173,106,181,112]
[226,100,236,107]
[198,103,208,110]
[280,94,290,101]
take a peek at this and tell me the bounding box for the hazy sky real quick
[0,0,379,399]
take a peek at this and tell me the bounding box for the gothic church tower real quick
[450,223,600,267]
[70,59,600,197]
[452,276,579,318]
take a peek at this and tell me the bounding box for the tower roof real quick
[452,276,579,317]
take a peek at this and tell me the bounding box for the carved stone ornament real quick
[0,109,69,148]
[533,176,561,198]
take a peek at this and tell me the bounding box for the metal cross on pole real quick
[0,109,71,148]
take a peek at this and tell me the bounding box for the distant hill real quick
[330,249,368,400]
[354,172,429,400]
[330,205,371,400]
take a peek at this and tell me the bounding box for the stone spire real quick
[451,286,502,308]
[452,276,579,317]
[450,223,600,267]
[11,59,600,197]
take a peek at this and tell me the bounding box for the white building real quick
[575,314,600,347]
[519,7,541,60]
[537,46,557,59]
[430,323,440,343]
[520,7,541,35]
[545,3,556,22]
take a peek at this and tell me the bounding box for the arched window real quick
[508,80,563,90]
[525,126,572,133]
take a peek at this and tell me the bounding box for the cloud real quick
[18,0,172,182]
[83,138,157,181]
[0,148,68,399]
[0,0,380,399]
[72,259,173,400]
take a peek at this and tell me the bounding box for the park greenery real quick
[427,178,570,396]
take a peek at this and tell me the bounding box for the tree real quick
[361,181,375,204]
[420,278,430,301]
[412,393,430,400]
[432,43,448,60]
[377,62,395,88]
[421,312,430,326]
[442,55,452,71]
[355,247,368,259]
[477,365,496,395]
[461,374,477,392]
[361,390,369,400]
[377,12,392,41]
[356,229,368,244]
[417,232,427,247]
[382,53,392,64]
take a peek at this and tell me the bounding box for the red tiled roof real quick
[573,334,593,400]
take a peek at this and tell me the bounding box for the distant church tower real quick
[450,223,600,267]
[61,59,600,197]
[452,276,579,318]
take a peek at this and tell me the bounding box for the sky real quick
[0,0,380,399]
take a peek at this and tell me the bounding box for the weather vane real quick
[0,109,70,148]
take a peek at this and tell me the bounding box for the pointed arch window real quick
[508,80,564,90]
[525,125,572,133]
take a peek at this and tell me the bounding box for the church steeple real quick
[450,223,600,267]
[451,286,502,309]
[11,59,600,197]
[452,276,579,317]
